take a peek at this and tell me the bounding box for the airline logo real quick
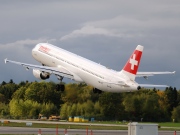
[39,46,50,53]
[123,45,143,75]
[130,54,138,70]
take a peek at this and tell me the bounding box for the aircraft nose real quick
[32,47,36,52]
[32,47,36,55]
[32,44,39,58]
[32,44,41,52]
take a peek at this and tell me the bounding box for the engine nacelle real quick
[33,69,50,80]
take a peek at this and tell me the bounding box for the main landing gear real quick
[137,86,141,90]
[56,76,65,92]
[93,88,102,94]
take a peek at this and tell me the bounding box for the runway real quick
[0,127,179,135]
[0,127,126,135]
[3,119,126,127]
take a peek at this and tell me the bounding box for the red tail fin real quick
[122,45,143,80]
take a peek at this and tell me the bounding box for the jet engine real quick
[33,69,50,80]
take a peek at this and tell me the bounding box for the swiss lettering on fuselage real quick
[39,46,51,53]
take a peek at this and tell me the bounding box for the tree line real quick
[0,80,180,122]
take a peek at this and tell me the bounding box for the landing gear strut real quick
[56,75,65,92]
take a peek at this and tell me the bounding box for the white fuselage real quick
[32,43,138,92]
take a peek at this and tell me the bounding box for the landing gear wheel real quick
[56,84,65,92]
[93,88,102,94]
[137,86,141,90]
[56,75,65,92]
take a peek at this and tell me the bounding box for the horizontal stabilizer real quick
[137,71,175,77]
[139,84,168,88]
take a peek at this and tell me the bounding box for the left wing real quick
[4,58,74,79]
[137,71,175,79]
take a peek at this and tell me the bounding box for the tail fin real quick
[121,45,143,80]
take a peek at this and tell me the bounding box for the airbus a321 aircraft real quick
[5,43,175,93]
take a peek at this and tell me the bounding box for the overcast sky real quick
[0,0,179,89]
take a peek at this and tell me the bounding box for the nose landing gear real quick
[56,75,65,92]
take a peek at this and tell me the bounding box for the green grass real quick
[158,122,180,127]
[156,122,180,131]
[138,122,180,128]
[137,122,180,131]
[1,122,127,130]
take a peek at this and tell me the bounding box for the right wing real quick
[4,58,74,79]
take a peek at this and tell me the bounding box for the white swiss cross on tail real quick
[122,45,143,81]
[130,54,138,70]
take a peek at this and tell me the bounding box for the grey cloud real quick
[0,0,179,88]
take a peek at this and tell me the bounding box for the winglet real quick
[4,58,8,64]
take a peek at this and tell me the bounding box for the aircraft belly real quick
[76,71,103,89]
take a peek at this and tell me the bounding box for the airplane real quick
[4,43,175,93]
